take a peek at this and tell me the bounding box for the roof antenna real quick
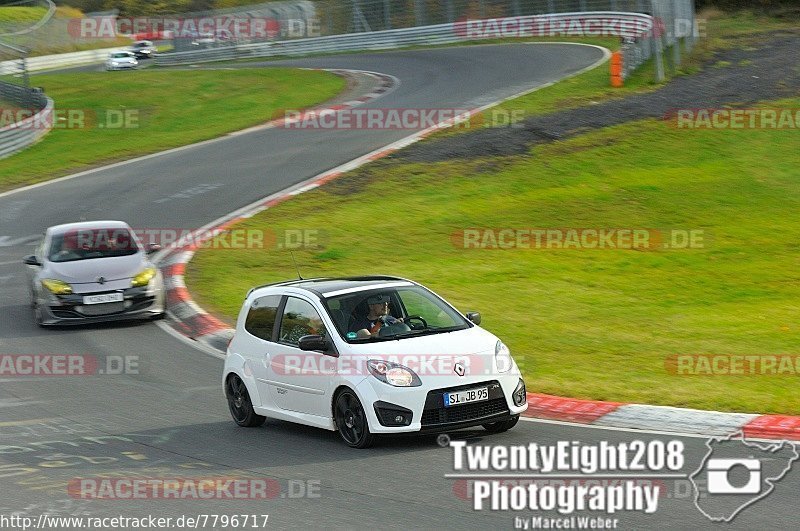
[289,251,303,280]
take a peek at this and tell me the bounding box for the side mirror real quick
[466,311,481,325]
[298,335,332,354]
[146,243,162,254]
[23,255,41,266]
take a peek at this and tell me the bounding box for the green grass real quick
[187,96,800,414]
[0,68,345,191]
[0,6,47,23]
[186,11,800,414]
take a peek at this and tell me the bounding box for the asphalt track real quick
[0,44,797,529]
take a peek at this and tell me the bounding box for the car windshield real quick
[111,52,131,58]
[48,228,140,263]
[325,285,470,342]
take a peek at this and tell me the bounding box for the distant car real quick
[222,276,527,448]
[191,32,216,47]
[106,51,138,70]
[128,40,155,59]
[23,221,165,327]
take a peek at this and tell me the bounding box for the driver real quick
[349,294,404,335]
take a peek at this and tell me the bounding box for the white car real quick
[106,51,138,70]
[223,276,527,448]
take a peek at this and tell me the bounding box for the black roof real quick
[248,276,413,297]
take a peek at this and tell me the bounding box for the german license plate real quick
[444,387,488,407]
[83,292,124,305]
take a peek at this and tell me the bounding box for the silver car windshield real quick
[48,228,140,263]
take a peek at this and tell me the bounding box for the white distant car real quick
[106,51,138,70]
[223,276,528,448]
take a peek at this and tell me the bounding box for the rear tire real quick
[226,375,265,427]
[482,415,519,434]
[333,389,375,448]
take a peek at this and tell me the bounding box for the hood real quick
[342,325,512,382]
[46,253,146,284]
[345,324,498,356]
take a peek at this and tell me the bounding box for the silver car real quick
[23,221,165,327]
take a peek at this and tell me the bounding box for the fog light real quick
[374,401,413,427]
[513,379,527,407]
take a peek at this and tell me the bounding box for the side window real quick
[279,297,328,347]
[244,295,282,341]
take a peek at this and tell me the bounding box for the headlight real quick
[131,268,156,287]
[495,340,513,373]
[41,279,72,295]
[367,360,421,387]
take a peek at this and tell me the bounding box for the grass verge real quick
[188,97,800,414]
[186,10,800,414]
[0,68,345,191]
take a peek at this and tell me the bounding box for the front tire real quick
[226,375,265,427]
[333,389,375,448]
[482,415,519,434]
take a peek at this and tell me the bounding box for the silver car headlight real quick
[495,340,513,373]
[367,360,421,387]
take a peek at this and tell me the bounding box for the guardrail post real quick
[446,0,455,23]
[384,0,391,30]
[415,0,427,27]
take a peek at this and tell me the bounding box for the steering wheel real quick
[404,315,428,330]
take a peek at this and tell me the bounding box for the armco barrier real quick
[156,11,654,66]
[0,46,122,76]
[0,82,53,160]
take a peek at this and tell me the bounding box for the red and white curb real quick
[154,53,800,443]
[521,393,800,441]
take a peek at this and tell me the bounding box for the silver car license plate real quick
[83,292,124,305]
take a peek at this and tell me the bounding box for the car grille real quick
[421,397,508,426]
[78,303,125,316]
[420,380,509,427]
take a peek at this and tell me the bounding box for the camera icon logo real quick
[690,431,798,522]
[706,458,761,494]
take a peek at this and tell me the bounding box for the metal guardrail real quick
[157,0,696,82]
[156,11,655,65]
[0,46,121,75]
[0,81,53,159]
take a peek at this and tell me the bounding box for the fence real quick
[155,0,696,82]
[0,81,53,159]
